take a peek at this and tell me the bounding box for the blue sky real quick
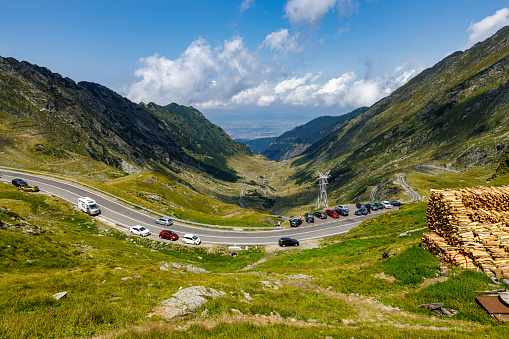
[1,1,508,138]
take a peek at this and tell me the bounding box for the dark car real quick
[305,213,314,223]
[325,209,340,218]
[356,203,366,209]
[334,208,349,216]
[159,230,179,241]
[313,211,327,219]
[290,219,303,227]
[390,200,403,206]
[355,208,368,215]
[374,202,384,209]
[12,178,27,187]
[365,203,378,211]
[278,237,299,247]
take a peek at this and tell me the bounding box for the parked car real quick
[334,208,349,216]
[182,234,201,245]
[355,208,368,215]
[381,201,392,209]
[290,218,303,227]
[390,200,403,206]
[335,205,349,212]
[155,216,173,226]
[159,230,179,241]
[374,202,384,209]
[12,179,27,187]
[20,185,39,192]
[278,237,299,247]
[356,203,366,209]
[365,203,378,211]
[305,213,314,223]
[130,225,151,237]
[313,211,327,219]
[325,209,340,218]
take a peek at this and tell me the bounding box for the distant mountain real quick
[260,107,368,161]
[236,137,277,154]
[0,56,251,181]
[295,26,509,200]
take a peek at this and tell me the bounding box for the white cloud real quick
[263,29,301,53]
[464,8,509,49]
[285,0,337,26]
[240,0,255,13]
[125,36,275,108]
[284,0,358,26]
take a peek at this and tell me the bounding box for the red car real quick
[325,209,340,218]
[159,230,179,241]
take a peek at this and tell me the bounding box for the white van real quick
[335,205,349,212]
[78,197,101,215]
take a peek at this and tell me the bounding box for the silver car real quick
[155,216,173,226]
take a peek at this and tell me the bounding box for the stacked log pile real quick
[423,186,509,277]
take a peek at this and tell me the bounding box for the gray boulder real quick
[148,286,225,319]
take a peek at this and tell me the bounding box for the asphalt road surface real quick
[0,169,398,246]
[398,174,420,202]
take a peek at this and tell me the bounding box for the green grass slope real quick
[3,182,509,338]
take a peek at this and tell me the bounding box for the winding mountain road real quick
[0,168,397,246]
[397,174,420,203]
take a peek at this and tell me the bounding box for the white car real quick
[381,201,392,209]
[182,234,201,245]
[129,225,151,237]
[335,205,349,212]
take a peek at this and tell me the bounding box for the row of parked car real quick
[11,178,40,192]
[129,216,202,245]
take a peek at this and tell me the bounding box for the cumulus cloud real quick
[285,0,359,26]
[125,36,277,108]
[464,8,509,49]
[125,35,417,111]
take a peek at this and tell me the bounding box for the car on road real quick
[355,208,368,215]
[12,179,28,187]
[182,234,201,245]
[278,237,299,247]
[159,230,179,241]
[390,200,403,206]
[21,185,39,192]
[155,216,173,226]
[356,203,366,209]
[381,201,392,209]
[130,225,151,237]
[313,211,327,219]
[326,209,340,218]
[374,202,384,209]
[334,208,349,216]
[365,203,378,211]
[290,218,303,227]
[335,205,349,212]
[305,213,314,223]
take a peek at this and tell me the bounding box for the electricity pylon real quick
[316,170,331,209]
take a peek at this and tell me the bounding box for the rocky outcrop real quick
[148,286,225,320]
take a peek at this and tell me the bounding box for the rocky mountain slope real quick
[293,26,509,201]
[0,56,251,181]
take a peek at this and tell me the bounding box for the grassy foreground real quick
[2,182,509,338]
